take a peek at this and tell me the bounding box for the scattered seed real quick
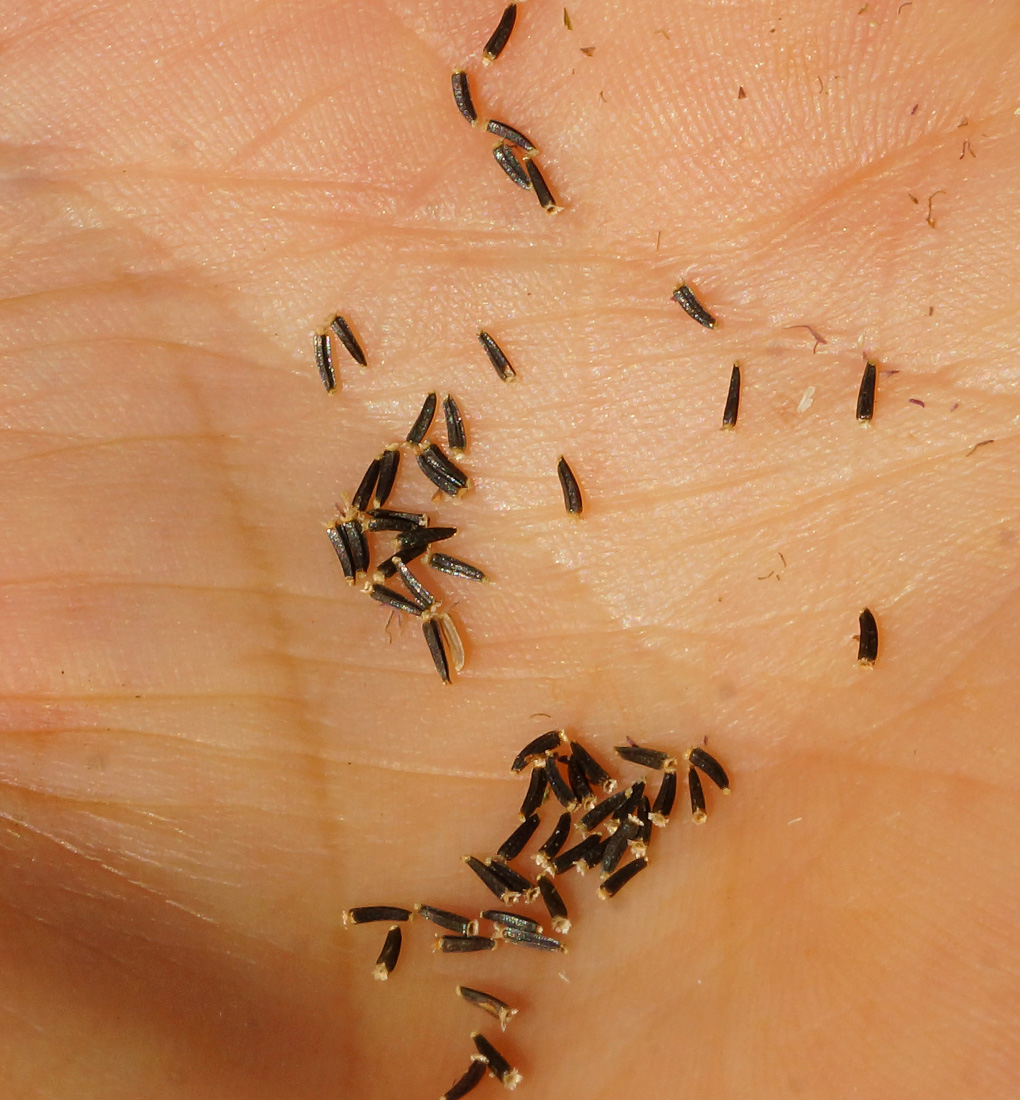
[688,766,707,823]
[688,746,730,792]
[672,282,716,328]
[399,525,458,550]
[650,769,677,826]
[422,618,451,683]
[858,607,879,665]
[327,524,355,583]
[557,456,583,515]
[540,757,578,810]
[407,391,438,445]
[429,552,487,583]
[457,985,518,1031]
[373,924,402,979]
[478,330,517,382]
[396,559,437,610]
[416,904,477,935]
[368,508,427,533]
[597,857,648,899]
[569,741,616,792]
[536,873,570,933]
[436,934,498,953]
[722,363,741,428]
[525,158,561,213]
[485,858,536,900]
[511,730,564,772]
[857,361,877,421]
[497,813,541,862]
[614,744,675,771]
[441,1058,487,1100]
[418,442,470,496]
[443,394,467,453]
[452,70,479,126]
[373,542,429,581]
[577,788,629,832]
[373,447,400,509]
[438,612,466,673]
[536,812,571,863]
[492,141,532,189]
[551,834,602,875]
[341,518,369,574]
[345,905,412,925]
[472,1032,522,1089]
[483,910,542,934]
[351,457,381,513]
[314,332,335,392]
[519,762,548,819]
[483,3,518,62]
[368,583,425,617]
[330,314,368,366]
[614,781,647,825]
[500,926,565,952]
[464,855,515,902]
[600,819,637,877]
[485,119,537,153]
[566,754,595,807]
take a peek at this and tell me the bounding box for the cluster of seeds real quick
[326,388,486,682]
[344,730,730,1097]
[451,5,561,214]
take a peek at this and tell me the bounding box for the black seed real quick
[373,924,402,979]
[416,904,476,935]
[614,744,675,771]
[525,158,561,213]
[437,934,497,953]
[597,857,648,900]
[650,769,677,825]
[367,509,427,533]
[345,905,411,924]
[351,457,380,513]
[519,763,548,819]
[581,834,608,869]
[492,141,531,189]
[428,552,486,583]
[536,873,570,932]
[482,910,542,933]
[464,855,513,902]
[486,118,537,153]
[396,560,436,610]
[566,755,594,807]
[399,525,458,549]
[314,332,335,392]
[443,394,467,453]
[614,781,646,825]
[634,795,653,847]
[329,314,367,366]
[537,811,571,861]
[858,607,879,665]
[472,1032,520,1088]
[327,524,355,583]
[497,813,540,861]
[600,819,637,877]
[688,766,707,822]
[484,858,535,899]
[452,70,478,125]
[569,741,616,792]
[478,330,517,382]
[341,518,369,574]
[857,361,877,421]
[423,618,451,683]
[418,442,470,496]
[368,584,425,617]
[373,447,400,509]
[557,456,583,515]
[373,542,428,580]
[457,985,517,1030]
[441,1058,487,1100]
[688,746,730,792]
[406,391,437,445]
[722,363,741,428]
[577,788,629,832]
[511,729,564,772]
[483,3,517,61]
[500,926,565,952]
[672,282,716,328]
[551,834,602,875]
[541,757,577,810]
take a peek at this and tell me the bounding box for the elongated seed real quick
[497,813,540,861]
[614,744,675,771]
[327,524,355,583]
[351,457,380,513]
[536,873,570,933]
[688,746,730,792]
[722,363,741,428]
[540,757,577,810]
[519,764,547,819]
[511,729,564,772]
[857,361,877,421]
[423,618,451,683]
[443,394,467,453]
[493,141,531,189]
[438,612,466,673]
[368,584,425,616]
[457,985,518,1030]
[483,3,518,62]
[484,858,535,899]
[614,781,646,825]
[442,1058,487,1100]
[650,769,677,826]
[672,282,716,328]
[416,904,476,935]
[472,1032,521,1088]
[437,934,497,953]
[345,905,411,925]
[373,542,428,581]
[407,391,437,445]
[486,118,537,153]
[482,910,542,934]
[418,442,470,496]
[478,330,517,381]
[429,552,486,583]
[577,789,629,832]
[688,766,707,822]
[537,812,571,862]
[452,70,479,125]
[373,925,402,979]
[597,858,648,900]
[368,509,427,533]
[552,834,602,875]
[399,525,458,549]
[396,560,436,610]
[330,314,368,366]
[314,332,335,392]
[373,447,400,509]
[569,741,616,792]
[858,607,879,665]
[341,519,369,575]
[500,926,565,952]
[600,820,637,877]
[557,456,582,515]
[566,755,594,807]
[464,855,513,902]
[525,158,561,213]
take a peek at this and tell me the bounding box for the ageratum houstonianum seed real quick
[722,363,741,428]
[451,70,479,125]
[457,985,518,1031]
[443,394,467,453]
[428,552,486,583]
[441,1058,487,1100]
[496,813,540,861]
[314,332,335,392]
[511,730,564,772]
[373,924,402,980]
[478,330,517,382]
[557,456,583,515]
[422,617,451,683]
[344,905,411,925]
[485,118,537,153]
[857,361,877,422]
[373,447,400,509]
[483,3,518,62]
[407,391,437,445]
[672,282,716,328]
[416,904,476,935]
[597,857,648,900]
[351,457,380,513]
[329,314,367,366]
[493,141,532,189]
[687,746,730,792]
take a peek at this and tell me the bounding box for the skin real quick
[1,0,1019,1096]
